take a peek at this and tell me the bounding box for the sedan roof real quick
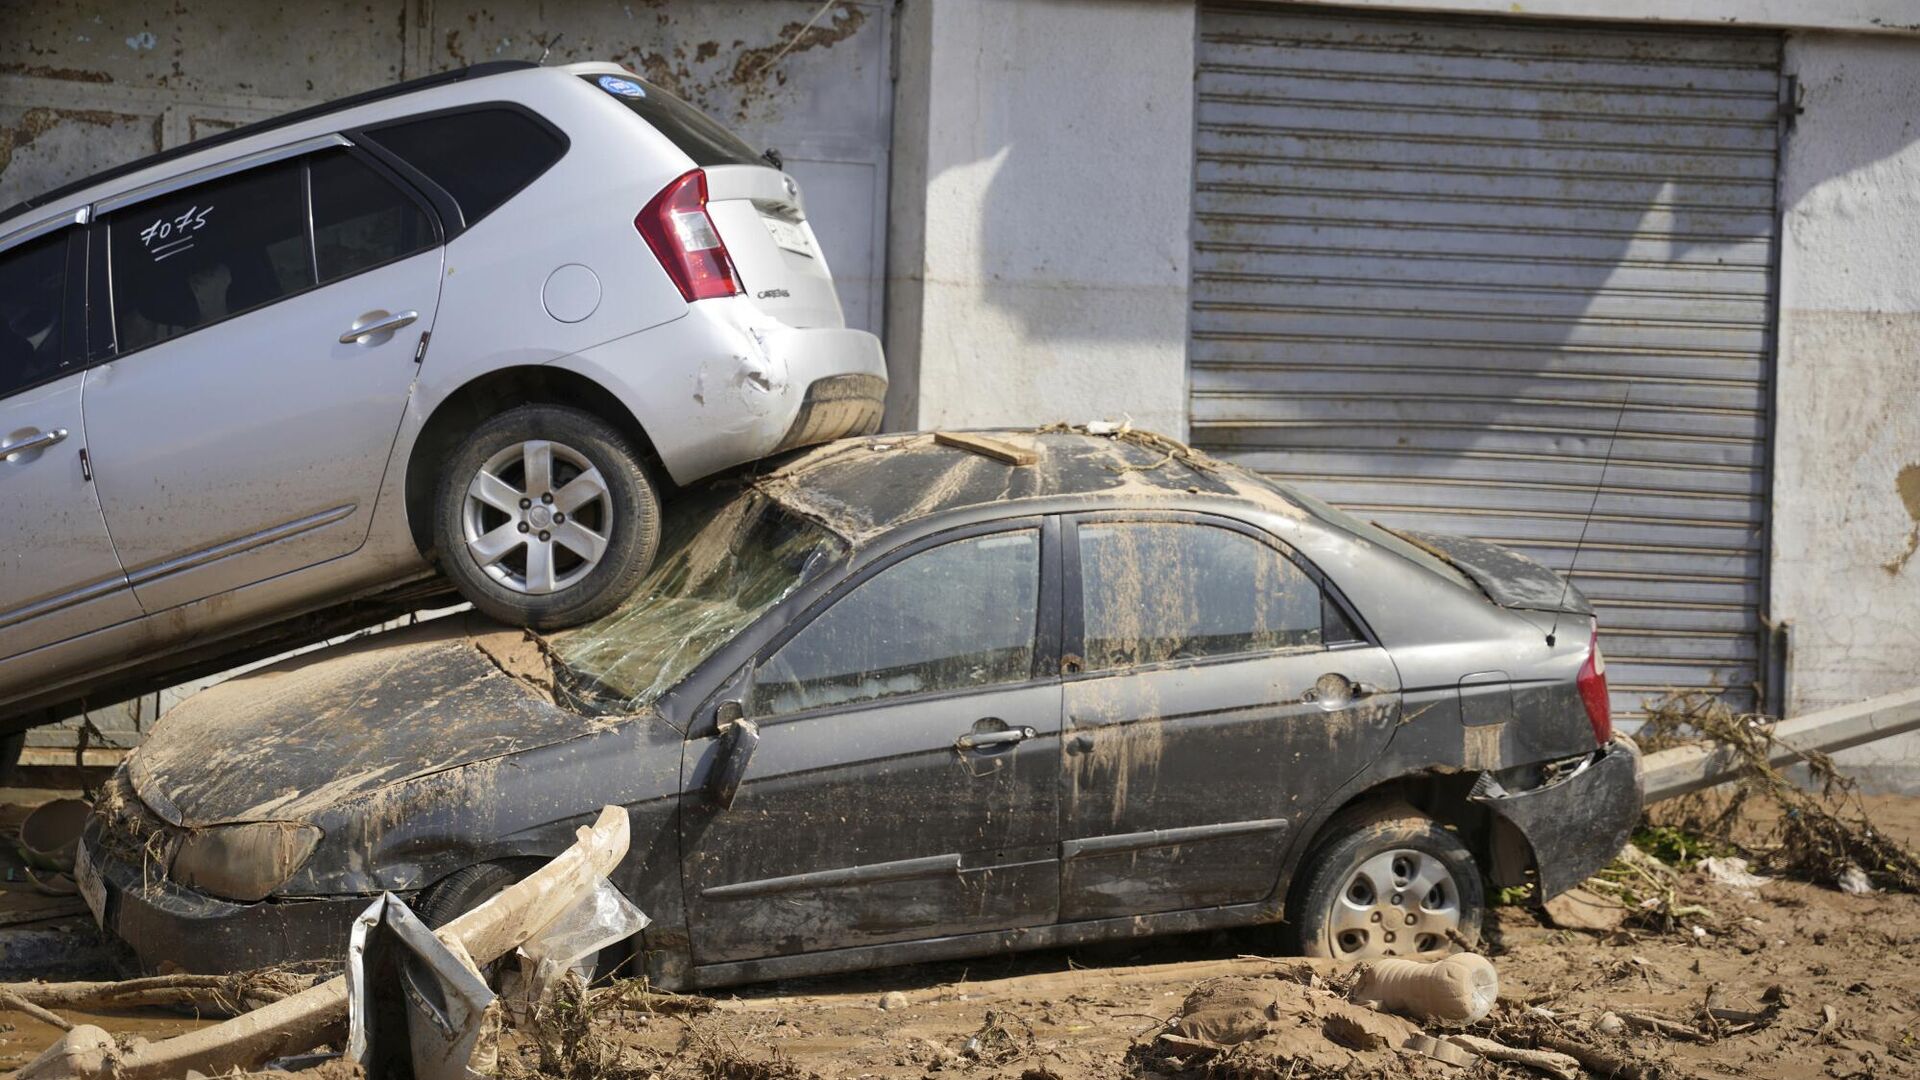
[748,428,1301,544]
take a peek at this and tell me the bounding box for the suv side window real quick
[0,232,68,397]
[310,149,436,282]
[1077,522,1323,671]
[107,160,314,353]
[360,108,565,228]
[751,529,1041,718]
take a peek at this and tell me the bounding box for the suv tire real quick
[1284,808,1483,961]
[435,405,660,630]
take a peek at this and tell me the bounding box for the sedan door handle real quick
[1,428,68,461]
[955,726,1037,751]
[339,309,419,345]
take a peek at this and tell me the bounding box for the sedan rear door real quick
[679,519,1063,976]
[1057,513,1401,922]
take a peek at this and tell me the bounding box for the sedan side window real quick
[1078,522,1322,671]
[108,160,314,353]
[0,232,68,397]
[751,529,1041,717]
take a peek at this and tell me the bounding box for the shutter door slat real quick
[1190,4,1781,716]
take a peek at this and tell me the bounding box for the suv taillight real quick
[1577,627,1612,745]
[636,169,743,302]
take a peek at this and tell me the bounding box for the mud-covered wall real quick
[0,0,891,330]
[1772,30,1920,790]
[883,0,1195,438]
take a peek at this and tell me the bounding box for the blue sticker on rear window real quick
[597,76,647,99]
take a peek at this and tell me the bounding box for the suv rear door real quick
[83,141,442,613]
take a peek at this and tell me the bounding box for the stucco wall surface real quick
[886,0,1194,438]
[1773,30,1920,787]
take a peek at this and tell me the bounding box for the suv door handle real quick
[1,428,67,461]
[339,309,419,345]
[955,726,1036,751]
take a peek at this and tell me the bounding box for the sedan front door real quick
[1057,514,1402,922]
[679,520,1062,974]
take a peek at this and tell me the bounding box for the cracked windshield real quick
[549,486,846,714]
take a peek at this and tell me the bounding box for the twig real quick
[0,988,74,1031]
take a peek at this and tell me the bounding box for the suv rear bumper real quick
[553,300,887,486]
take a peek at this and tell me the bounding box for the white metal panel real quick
[1189,4,1783,715]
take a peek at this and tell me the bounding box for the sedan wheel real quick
[462,439,611,595]
[1329,848,1461,959]
[1284,808,1484,961]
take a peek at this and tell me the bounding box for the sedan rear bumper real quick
[1471,736,1643,900]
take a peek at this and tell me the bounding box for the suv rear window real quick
[361,107,565,228]
[107,160,315,353]
[580,74,762,168]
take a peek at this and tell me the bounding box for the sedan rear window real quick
[1078,522,1323,671]
[551,487,845,713]
[580,73,763,168]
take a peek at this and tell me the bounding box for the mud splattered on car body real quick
[80,429,1640,988]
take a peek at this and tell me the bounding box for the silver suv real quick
[0,61,885,734]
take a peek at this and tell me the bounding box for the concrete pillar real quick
[886,0,1196,438]
[1772,30,1920,790]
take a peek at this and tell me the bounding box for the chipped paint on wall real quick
[1884,464,1920,576]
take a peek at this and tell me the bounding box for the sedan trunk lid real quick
[1392,529,1593,616]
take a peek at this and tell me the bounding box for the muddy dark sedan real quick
[79,429,1639,988]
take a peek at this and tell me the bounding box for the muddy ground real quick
[2,794,1918,1079]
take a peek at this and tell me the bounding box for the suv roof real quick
[0,60,536,226]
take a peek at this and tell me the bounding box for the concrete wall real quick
[885,0,1195,438]
[1772,30,1920,789]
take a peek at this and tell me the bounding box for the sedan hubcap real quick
[1328,848,1460,959]
[461,439,611,595]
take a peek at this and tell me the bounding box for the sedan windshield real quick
[549,485,845,714]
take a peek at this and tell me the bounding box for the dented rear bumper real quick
[1471,736,1642,900]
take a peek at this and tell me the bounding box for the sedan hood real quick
[128,614,607,827]
[1394,529,1593,616]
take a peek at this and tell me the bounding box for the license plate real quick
[762,216,813,257]
[74,844,107,927]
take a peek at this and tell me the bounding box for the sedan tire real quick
[435,405,660,630]
[1285,809,1483,961]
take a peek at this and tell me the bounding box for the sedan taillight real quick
[1577,627,1612,745]
[636,169,743,302]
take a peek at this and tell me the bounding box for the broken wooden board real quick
[933,431,1037,466]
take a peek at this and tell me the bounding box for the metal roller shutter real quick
[1188,4,1783,716]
